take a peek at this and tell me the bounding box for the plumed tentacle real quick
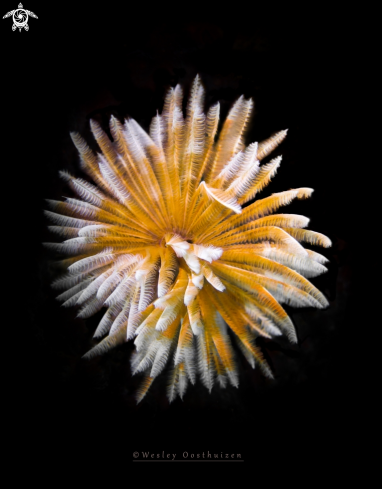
[189,182,241,233]
[82,324,128,359]
[199,293,238,387]
[215,226,308,257]
[44,209,100,229]
[166,363,181,403]
[225,142,259,199]
[219,251,329,307]
[180,76,206,226]
[70,132,114,196]
[257,247,328,278]
[210,264,297,342]
[206,96,253,182]
[257,129,288,160]
[204,283,274,376]
[90,119,119,165]
[208,213,310,245]
[127,119,171,225]
[194,102,220,185]
[93,304,123,338]
[136,375,155,404]
[238,156,282,204]
[158,246,179,298]
[199,188,313,242]
[282,228,332,248]
[187,295,203,335]
[174,314,193,365]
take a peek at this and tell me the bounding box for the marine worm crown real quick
[45,75,331,403]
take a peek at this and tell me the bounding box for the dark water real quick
[3,4,357,475]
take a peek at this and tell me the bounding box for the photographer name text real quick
[133,451,242,461]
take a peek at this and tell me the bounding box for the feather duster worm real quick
[45,75,331,403]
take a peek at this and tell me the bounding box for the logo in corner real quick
[3,3,38,31]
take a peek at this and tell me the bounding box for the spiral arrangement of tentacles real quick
[45,75,331,403]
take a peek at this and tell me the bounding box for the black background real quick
[3,1,358,477]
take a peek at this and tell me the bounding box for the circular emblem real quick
[3,3,37,32]
[12,8,28,29]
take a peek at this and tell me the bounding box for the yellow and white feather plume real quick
[45,75,331,403]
